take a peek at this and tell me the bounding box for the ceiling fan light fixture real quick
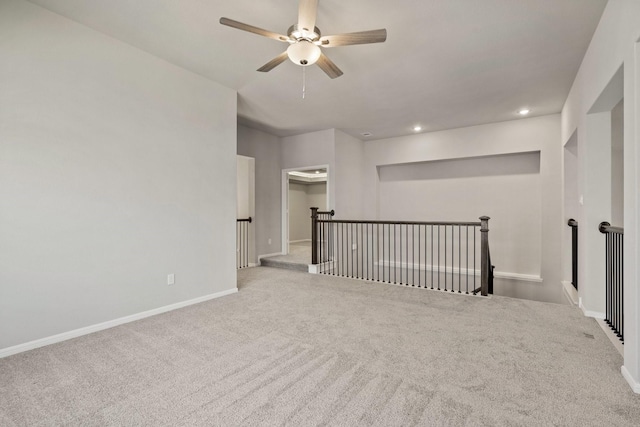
[287,40,321,66]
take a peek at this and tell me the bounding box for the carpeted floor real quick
[2,267,639,426]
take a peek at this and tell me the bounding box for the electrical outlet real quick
[167,274,175,285]
[268,238,272,245]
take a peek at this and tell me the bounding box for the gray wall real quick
[560,0,640,388]
[364,115,563,303]
[288,182,327,241]
[307,182,328,212]
[281,129,336,210]
[334,130,365,219]
[611,99,624,226]
[288,182,310,241]
[378,152,542,277]
[0,0,237,350]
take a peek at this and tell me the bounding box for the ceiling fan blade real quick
[220,17,290,42]
[257,51,289,72]
[298,0,318,31]
[316,53,343,79]
[320,29,387,47]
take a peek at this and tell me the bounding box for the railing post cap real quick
[479,216,490,221]
[599,221,611,234]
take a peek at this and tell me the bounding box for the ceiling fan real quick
[220,0,387,79]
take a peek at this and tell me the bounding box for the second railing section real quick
[311,209,493,296]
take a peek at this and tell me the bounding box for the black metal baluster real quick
[418,224,421,288]
[466,225,469,294]
[606,233,611,327]
[621,233,624,340]
[616,233,620,338]
[444,226,448,291]
[614,233,617,334]
[360,223,364,279]
[437,225,440,290]
[617,233,622,339]
[386,223,389,283]
[394,224,397,284]
[376,224,380,281]
[451,225,454,292]
[473,226,478,290]
[406,224,409,285]
[245,221,248,267]
[341,222,345,277]
[319,218,323,266]
[458,225,461,293]
[348,223,352,278]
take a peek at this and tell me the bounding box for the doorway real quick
[237,155,255,267]
[281,166,329,255]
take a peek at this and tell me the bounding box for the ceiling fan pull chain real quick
[302,66,306,99]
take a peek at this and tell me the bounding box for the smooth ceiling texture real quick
[27,0,608,139]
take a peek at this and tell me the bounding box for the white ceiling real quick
[27,0,608,140]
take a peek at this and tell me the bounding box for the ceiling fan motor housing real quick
[287,24,321,42]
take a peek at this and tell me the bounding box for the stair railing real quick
[312,210,494,296]
[310,207,335,265]
[237,217,252,269]
[567,219,578,290]
[599,221,624,342]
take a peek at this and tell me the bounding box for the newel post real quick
[480,216,490,296]
[311,207,319,265]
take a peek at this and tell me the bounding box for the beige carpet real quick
[1,267,639,426]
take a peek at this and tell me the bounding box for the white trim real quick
[579,299,606,319]
[248,262,259,268]
[562,280,579,305]
[494,271,542,283]
[376,260,542,283]
[622,366,640,394]
[0,288,238,359]
[289,239,312,244]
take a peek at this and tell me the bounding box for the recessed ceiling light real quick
[413,125,422,132]
[518,109,530,116]
[361,132,372,137]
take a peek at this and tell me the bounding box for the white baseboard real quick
[289,239,311,244]
[376,260,541,284]
[562,281,578,305]
[0,288,238,359]
[622,366,640,394]
[579,298,605,319]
